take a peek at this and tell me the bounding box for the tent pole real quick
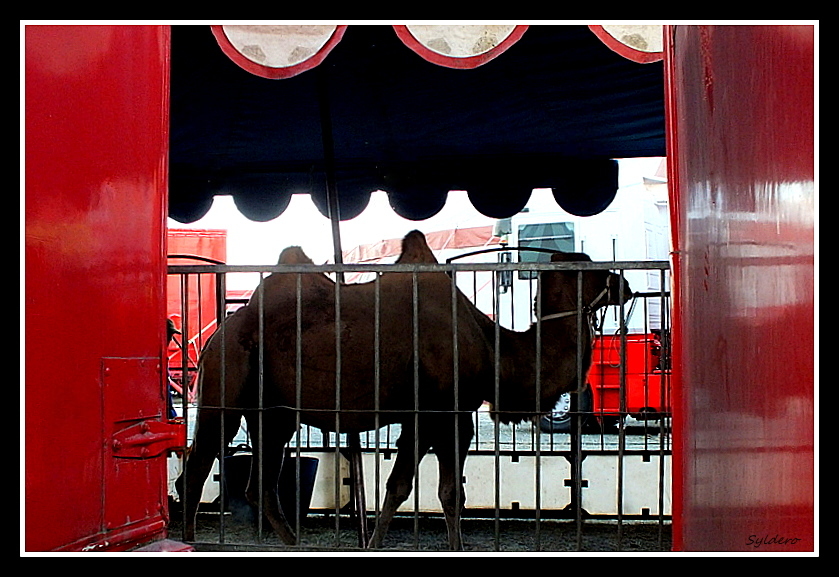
[318,69,345,271]
[318,65,370,548]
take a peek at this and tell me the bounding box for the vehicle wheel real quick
[540,392,572,433]
[540,385,599,433]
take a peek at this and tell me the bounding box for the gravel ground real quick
[168,509,671,553]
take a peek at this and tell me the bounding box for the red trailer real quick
[589,332,671,425]
[166,229,227,402]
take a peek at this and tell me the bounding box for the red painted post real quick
[665,25,815,552]
[24,25,177,552]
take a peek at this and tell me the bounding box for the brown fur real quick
[176,230,631,550]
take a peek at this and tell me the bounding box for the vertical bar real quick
[472,266,478,309]
[411,270,420,549]
[657,269,668,549]
[492,267,502,552]
[534,270,543,552]
[333,275,342,546]
[255,271,264,542]
[451,265,461,539]
[492,256,501,546]
[215,268,225,333]
[616,268,627,551]
[573,270,583,552]
[295,272,303,545]
[645,293,654,441]
[196,271,203,358]
[508,260,516,330]
[217,270,227,543]
[594,305,607,453]
[373,273,382,527]
[178,272,190,540]
[179,273,190,415]
[472,268,481,451]
[508,263,517,455]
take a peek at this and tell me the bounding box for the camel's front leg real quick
[245,409,298,545]
[368,422,433,549]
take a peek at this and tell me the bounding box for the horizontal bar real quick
[168,260,671,275]
[253,446,672,458]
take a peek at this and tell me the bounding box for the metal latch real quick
[112,419,186,459]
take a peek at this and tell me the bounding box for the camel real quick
[176,230,632,550]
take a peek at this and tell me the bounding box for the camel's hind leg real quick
[433,413,474,551]
[367,420,433,549]
[243,408,299,545]
[177,407,244,541]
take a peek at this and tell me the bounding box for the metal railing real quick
[166,258,672,552]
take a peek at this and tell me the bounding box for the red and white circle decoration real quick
[588,25,663,63]
[211,25,348,79]
[393,24,529,69]
[210,24,662,80]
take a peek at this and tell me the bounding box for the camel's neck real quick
[486,314,595,422]
[515,315,594,374]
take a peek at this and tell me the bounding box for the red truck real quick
[166,228,227,403]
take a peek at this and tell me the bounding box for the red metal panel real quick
[24,25,171,551]
[166,229,227,385]
[589,334,670,417]
[666,25,814,551]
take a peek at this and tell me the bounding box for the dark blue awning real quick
[168,24,665,223]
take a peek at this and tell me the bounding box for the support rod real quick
[317,65,369,547]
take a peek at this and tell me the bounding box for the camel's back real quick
[226,232,493,429]
[253,270,491,428]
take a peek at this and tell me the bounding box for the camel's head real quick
[538,252,633,316]
[598,265,634,310]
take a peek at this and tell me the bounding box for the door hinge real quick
[112,419,186,459]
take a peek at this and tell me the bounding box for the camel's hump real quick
[396,230,438,264]
[277,246,314,265]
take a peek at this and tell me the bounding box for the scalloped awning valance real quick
[168,24,665,223]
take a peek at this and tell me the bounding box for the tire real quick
[539,385,599,434]
[539,393,572,433]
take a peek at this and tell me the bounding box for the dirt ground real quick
[167,509,672,554]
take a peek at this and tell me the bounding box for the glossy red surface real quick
[24,25,171,551]
[666,25,815,552]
